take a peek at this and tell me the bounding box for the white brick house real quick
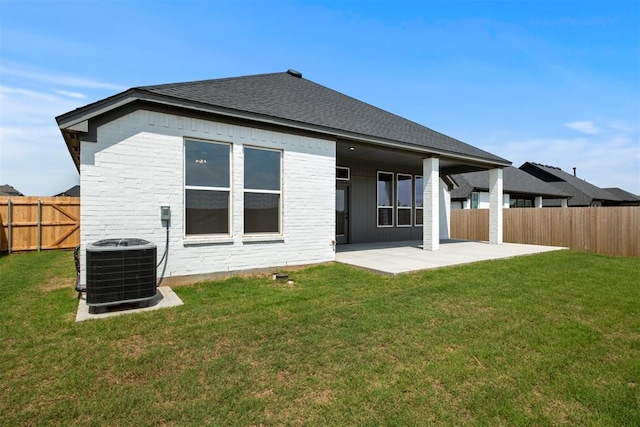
[57,70,510,285]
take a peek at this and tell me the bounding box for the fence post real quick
[7,198,12,254]
[37,199,42,252]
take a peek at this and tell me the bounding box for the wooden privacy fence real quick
[451,206,640,257]
[0,197,80,253]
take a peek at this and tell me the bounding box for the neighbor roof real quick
[519,162,620,206]
[603,187,640,201]
[57,71,510,168]
[55,185,80,197]
[450,166,570,199]
[0,184,23,196]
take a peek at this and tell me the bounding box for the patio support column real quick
[423,157,439,251]
[489,167,503,244]
[561,198,568,208]
[535,196,543,208]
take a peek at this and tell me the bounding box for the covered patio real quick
[335,139,509,250]
[336,239,566,275]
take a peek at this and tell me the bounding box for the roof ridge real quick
[135,71,287,91]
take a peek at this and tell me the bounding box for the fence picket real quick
[451,207,639,257]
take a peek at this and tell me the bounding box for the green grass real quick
[1,250,638,426]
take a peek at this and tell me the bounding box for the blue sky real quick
[1,0,639,195]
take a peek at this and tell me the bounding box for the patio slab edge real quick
[336,241,568,275]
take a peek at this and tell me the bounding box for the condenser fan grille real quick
[86,239,157,306]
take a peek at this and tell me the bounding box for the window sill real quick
[243,235,285,244]
[183,236,234,246]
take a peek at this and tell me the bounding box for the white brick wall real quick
[79,110,336,284]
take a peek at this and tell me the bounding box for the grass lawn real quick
[0,250,638,426]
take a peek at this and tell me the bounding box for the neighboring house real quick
[56,70,510,285]
[519,162,621,207]
[55,185,80,197]
[602,188,640,206]
[450,166,570,209]
[0,185,23,196]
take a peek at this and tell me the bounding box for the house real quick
[55,185,80,197]
[519,162,621,207]
[450,166,570,209]
[0,185,23,197]
[56,70,510,285]
[602,188,640,206]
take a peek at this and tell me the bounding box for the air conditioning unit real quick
[86,238,157,311]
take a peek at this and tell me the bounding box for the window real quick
[336,166,350,181]
[510,198,534,208]
[415,175,423,226]
[471,192,479,209]
[244,147,281,234]
[184,139,230,235]
[397,174,412,227]
[377,172,394,227]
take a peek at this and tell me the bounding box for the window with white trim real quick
[244,147,281,234]
[184,139,231,235]
[397,173,412,227]
[377,171,394,227]
[415,175,424,226]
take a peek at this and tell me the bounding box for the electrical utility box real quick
[160,206,171,221]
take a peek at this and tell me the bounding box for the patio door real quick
[336,185,349,244]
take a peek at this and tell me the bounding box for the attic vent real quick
[287,69,302,78]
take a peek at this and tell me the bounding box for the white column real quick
[423,157,439,251]
[439,179,451,239]
[489,168,503,245]
[535,196,543,208]
[561,198,568,208]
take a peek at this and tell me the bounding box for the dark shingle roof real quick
[519,162,621,206]
[603,187,640,202]
[0,184,23,196]
[135,72,509,164]
[55,185,80,197]
[450,166,569,199]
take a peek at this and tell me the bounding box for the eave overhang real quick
[57,90,512,171]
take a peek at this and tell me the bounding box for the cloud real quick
[0,85,55,101]
[564,120,601,135]
[482,119,640,195]
[0,84,82,195]
[0,62,125,91]
[0,85,80,124]
[54,89,87,99]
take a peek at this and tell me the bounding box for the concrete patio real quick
[336,239,567,275]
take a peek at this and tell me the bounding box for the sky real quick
[1,0,639,196]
